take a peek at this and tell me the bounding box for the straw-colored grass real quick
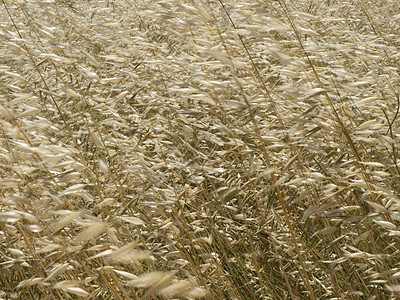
[1,0,400,298]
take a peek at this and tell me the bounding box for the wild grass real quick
[0,0,400,298]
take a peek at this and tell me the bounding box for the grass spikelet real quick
[52,280,81,289]
[127,271,174,287]
[43,263,70,283]
[58,287,89,297]
[118,216,145,225]
[158,279,193,297]
[52,211,81,232]
[108,243,153,264]
[140,271,176,299]
[76,221,106,242]
[16,277,43,288]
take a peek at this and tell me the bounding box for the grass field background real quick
[1,0,400,298]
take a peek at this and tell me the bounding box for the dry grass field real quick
[1,0,400,298]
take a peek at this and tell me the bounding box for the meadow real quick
[1,0,400,298]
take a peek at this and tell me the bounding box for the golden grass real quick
[1,0,400,298]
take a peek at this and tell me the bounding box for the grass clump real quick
[1,0,400,298]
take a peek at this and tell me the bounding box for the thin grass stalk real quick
[277,1,400,253]
[3,1,117,217]
[215,32,317,300]
[203,2,316,297]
